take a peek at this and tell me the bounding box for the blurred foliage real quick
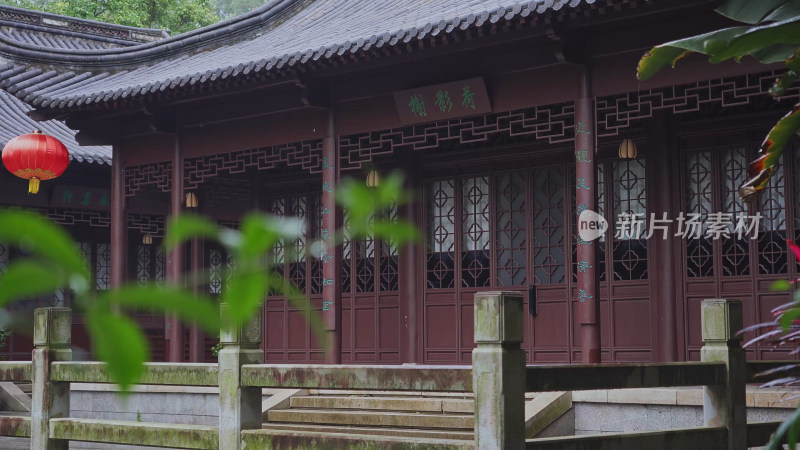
[0,0,275,33]
[742,241,800,449]
[215,0,267,19]
[0,0,219,34]
[0,173,418,391]
[637,0,800,205]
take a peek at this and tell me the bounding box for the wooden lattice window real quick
[721,148,750,277]
[758,154,788,275]
[461,176,491,288]
[136,242,166,287]
[342,197,399,294]
[427,179,456,289]
[683,144,788,279]
[95,243,110,291]
[531,166,567,285]
[267,193,318,297]
[379,203,399,292]
[611,158,648,281]
[495,171,527,287]
[287,194,307,292]
[428,167,571,290]
[685,151,715,278]
[342,208,351,293]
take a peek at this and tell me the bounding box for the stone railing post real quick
[701,299,747,450]
[218,304,263,450]
[473,291,526,449]
[31,307,72,450]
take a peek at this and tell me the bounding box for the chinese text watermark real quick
[578,211,762,242]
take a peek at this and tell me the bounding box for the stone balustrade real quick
[0,295,784,449]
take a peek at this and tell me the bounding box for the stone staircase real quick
[262,389,572,440]
[0,382,31,413]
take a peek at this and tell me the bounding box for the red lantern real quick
[2,130,69,194]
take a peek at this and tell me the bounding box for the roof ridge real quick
[0,0,306,68]
[0,5,170,44]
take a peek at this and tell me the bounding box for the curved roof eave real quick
[0,0,608,115]
[0,0,301,65]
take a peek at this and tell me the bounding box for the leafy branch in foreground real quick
[637,0,800,204]
[740,241,800,449]
[0,172,418,391]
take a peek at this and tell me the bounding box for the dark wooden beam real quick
[526,362,726,391]
[73,129,115,146]
[748,421,783,448]
[746,361,800,383]
[527,426,728,450]
[180,87,312,129]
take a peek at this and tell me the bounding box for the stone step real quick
[268,408,474,430]
[309,389,474,398]
[290,395,473,413]
[308,389,536,400]
[261,422,474,440]
[244,428,474,449]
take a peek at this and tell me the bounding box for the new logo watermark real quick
[577,211,762,242]
[578,209,608,242]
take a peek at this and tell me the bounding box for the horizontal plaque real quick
[393,77,492,125]
[51,186,110,211]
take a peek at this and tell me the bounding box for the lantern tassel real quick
[28,177,40,194]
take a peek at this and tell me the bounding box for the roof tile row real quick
[0,0,597,114]
[0,5,171,165]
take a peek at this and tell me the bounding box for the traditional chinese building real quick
[0,0,798,365]
[0,5,168,359]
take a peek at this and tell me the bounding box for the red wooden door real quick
[680,134,797,361]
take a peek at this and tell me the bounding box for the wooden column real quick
[648,113,679,362]
[110,145,126,289]
[322,107,342,364]
[399,150,421,363]
[576,66,601,364]
[189,237,205,362]
[167,128,185,362]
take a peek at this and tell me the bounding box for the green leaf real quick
[764,2,800,22]
[373,172,410,208]
[336,178,375,223]
[768,405,800,449]
[708,18,800,63]
[0,260,68,305]
[222,267,268,325]
[716,0,790,24]
[237,213,303,260]
[772,279,794,291]
[637,17,800,80]
[372,221,420,246]
[98,285,221,332]
[740,102,800,203]
[637,46,690,81]
[779,308,800,332]
[164,214,219,251]
[86,308,150,393]
[749,43,799,63]
[0,210,89,282]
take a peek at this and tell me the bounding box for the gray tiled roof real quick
[0,90,110,164]
[0,0,601,114]
[0,5,169,165]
